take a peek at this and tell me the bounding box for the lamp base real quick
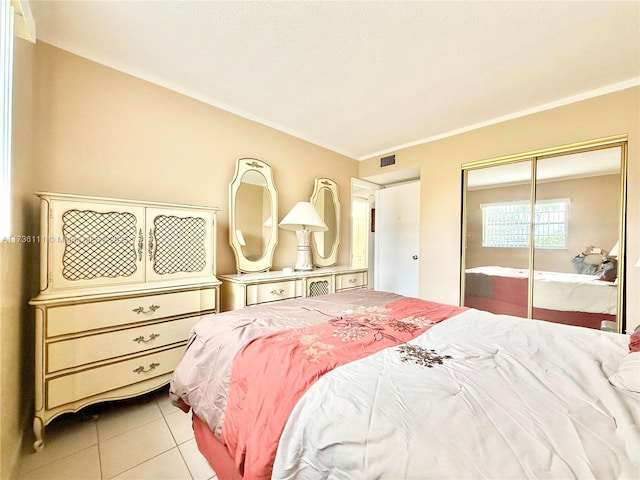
[295,266,314,272]
[294,229,314,271]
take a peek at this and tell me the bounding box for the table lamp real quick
[279,201,327,271]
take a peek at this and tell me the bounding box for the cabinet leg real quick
[33,417,44,452]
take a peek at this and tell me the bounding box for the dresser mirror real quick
[461,138,627,332]
[310,178,340,267]
[229,158,278,273]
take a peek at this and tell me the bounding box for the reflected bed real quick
[170,290,638,479]
[465,265,618,329]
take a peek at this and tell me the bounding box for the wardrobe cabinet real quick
[30,192,220,451]
[41,198,216,295]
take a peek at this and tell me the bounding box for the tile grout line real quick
[158,396,196,480]
[95,395,167,479]
[17,417,100,478]
[96,419,104,480]
[175,440,197,480]
[104,446,179,480]
[18,389,187,480]
[101,407,174,479]
[158,393,217,479]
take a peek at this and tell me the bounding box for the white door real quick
[351,197,369,269]
[375,181,420,297]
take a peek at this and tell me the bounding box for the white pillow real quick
[583,253,603,265]
[609,351,640,393]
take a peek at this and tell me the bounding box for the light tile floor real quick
[15,387,217,480]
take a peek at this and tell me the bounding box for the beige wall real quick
[1,40,358,477]
[32,42,358,274]
[359,86,640,332]
[466,174,620,272]
[1,39,37,480]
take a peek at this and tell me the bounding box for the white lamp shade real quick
[609,241,619,257]
[636,259,640,268]
[279,202,328,232]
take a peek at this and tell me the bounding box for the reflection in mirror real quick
[532,147,622,328]
[315,189,336,257]
[463,161,532,319]
[461,142,626,332]
[310,178,340,267]
[229,158,278,273]
[236,170,271,261]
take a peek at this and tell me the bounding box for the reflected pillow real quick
[583,253,603,265]
[609,351,640,393]
[630,330,640,353]
[598,259,617,282]
[599,270,617,282]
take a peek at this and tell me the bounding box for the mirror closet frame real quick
[460,135,628,332]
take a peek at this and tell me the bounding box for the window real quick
[482,199,569,249]
[0,0,14,237]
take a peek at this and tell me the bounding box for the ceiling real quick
[28,1,640,161]
[466,146,623,190]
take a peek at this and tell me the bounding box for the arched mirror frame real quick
[310,178,340,267]
[460,135,628,333]
[229,158,278,273]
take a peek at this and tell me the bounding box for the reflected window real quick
[482,198,569,249]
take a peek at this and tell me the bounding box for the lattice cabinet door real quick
[305,275,334,297]
[145,207,216,283]
[49,200,147,291]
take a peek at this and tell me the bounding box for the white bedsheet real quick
[532,270,618,315]
[273,309,639,479]
[466,266,618,314]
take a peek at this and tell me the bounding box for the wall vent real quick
[380,155,396,167]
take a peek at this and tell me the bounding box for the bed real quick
[464,265,618,329]
[169,289,639,479]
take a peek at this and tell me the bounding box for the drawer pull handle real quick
[349,278,357,284]
[133,333,160,344]
[133,363,160,374]
[271,288,285,296]
[132,305,160,314]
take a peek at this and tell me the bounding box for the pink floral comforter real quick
[170,290,404,438]
[220,296,466,479]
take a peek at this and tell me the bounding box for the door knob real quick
[412,255,418,260]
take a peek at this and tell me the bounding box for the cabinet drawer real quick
[246,280,299,306]
[46,316,200,373]
[336,272,367,291]
[46,289,217,337]
[46,346,184,409]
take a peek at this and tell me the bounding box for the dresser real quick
[219,266,368,311]
[29,192,220,451]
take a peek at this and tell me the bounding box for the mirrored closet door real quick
[461,138,627,332]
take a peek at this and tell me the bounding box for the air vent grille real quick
[380,155,396,167]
